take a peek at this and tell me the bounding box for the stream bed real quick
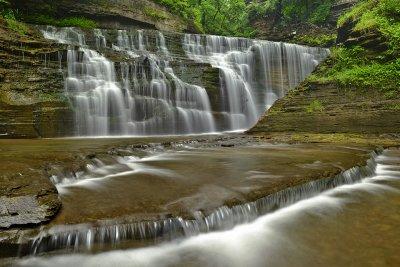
[1,138,399,266]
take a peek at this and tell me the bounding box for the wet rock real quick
[0,196,49,228]
[0,20,74,138]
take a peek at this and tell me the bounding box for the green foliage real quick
[154,0,255,37]
[1,8,28,35]
[308,2,332,24]
[0,0,9,8]
[306,100,324,113]
[337,0,376,27]
[247,0,278,18]
[29,15,98,29]
[282,0,307,22]
[250,0,334,25]
[144,7,168,20]
[310,45,400,96]
[333,59,400,93]
[307,0,400,96]
[293,33,336,47]
[384,103,400,110]
[338,0,400,53]
[5,17,28,35]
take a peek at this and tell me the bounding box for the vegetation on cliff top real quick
[248,0,335,25]
[153,0,337,37]
[153,0,254,36]
[309,0,400,96]
[2,0,343,39]
[0,0,29,35]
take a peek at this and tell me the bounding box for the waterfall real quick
[183,34,329,129]
[41,26,328,136]
[41,26,216,136]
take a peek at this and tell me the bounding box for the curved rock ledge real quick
[19,148,379,256]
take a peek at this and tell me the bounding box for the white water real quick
[16,150,400,266]
[41,26,328,136]
[183,34,329,129]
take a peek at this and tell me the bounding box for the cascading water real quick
[20,148,391,256]
[41,26,328,136]
[42,26,215,136]
[183,34,329,129]
[16,148,400,266]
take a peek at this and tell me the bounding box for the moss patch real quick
[28,15,98,29]
[306,100,324,113]
[144,6,168,21]
[293,33,336,47]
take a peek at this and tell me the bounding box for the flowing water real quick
[10,147,400,266]
[40,26,328,136]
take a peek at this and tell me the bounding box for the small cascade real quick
[183,34,329,129]
[21,150,386,256]
[41,26,328,136]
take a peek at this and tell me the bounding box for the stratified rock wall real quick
[0,20,74,138]
[12,0,188,32]
[248,81,400,135]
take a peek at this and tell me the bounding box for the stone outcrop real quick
[12,0,187,33]
[337,19,388,52]
[248,79,400,135]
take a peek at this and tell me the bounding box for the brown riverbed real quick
[0,134,379,259]
[0,135,373,223]
[52,142,374,224]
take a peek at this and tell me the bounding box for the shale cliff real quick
[0,18,74,138]
[12,0,187,32]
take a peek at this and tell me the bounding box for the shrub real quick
[1,8,28,35]
[58,17,98,29]
[308,2,332,24]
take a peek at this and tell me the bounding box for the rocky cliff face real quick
[12,0,187,32]
[0,19,74,138]
[248,78,400,135]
